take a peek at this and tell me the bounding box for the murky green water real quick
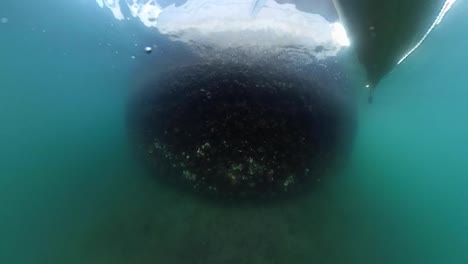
[1,1,467,263]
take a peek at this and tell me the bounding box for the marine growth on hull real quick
[129,50,356,200]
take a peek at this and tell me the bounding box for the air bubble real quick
[144,46,152,54]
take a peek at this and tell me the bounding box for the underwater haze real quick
[1,0,468,264]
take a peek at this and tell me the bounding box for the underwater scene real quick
[0,0,467,263]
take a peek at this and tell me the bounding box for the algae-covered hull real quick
[129,51,356,200]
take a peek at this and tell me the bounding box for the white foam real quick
[96,0,162,25]
[96,0,350,58]
[98,0,125,20]
[126,0,162,27]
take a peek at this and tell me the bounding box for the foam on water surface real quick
[96,0,350,59]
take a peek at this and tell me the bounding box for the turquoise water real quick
[1,1,468,263]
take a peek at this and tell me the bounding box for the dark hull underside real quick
[129,55,356,201]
